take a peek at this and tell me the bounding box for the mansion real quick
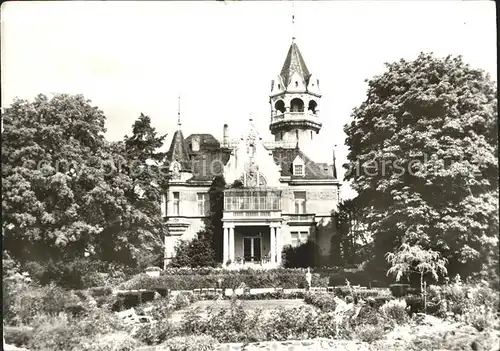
[161,39,341,268]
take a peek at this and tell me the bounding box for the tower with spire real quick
[269,15,322,153]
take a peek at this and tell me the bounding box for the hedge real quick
[161,267,314,276]
[226,291,305,300]
[119,271,329,290]
[390,284,421,297]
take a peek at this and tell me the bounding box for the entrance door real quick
[243,237,261,262]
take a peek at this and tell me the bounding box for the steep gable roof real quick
[188,150,231,182]
[272,147,335,180]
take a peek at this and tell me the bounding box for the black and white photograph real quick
[1,1,498,350]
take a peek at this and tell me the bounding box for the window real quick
[172,192,180,215]
[292,155,305,177]
[294,191,306,214]
[295,81,298,87]
[295,129,299,140]
[291,231,309,246]
[294,164,303,176]
[197,193,209,215]
[311,131,313,140]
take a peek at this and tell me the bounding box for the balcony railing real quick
[224,210,281,219]
[271,111,319,124]
[284,213,316,224]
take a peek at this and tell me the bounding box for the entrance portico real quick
[222,187,283,268]
[223,222,283,268]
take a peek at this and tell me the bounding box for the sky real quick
[1,1,497,199]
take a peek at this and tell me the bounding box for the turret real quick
[269,40,322,148]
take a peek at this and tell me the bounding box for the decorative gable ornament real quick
[170,160,181,180]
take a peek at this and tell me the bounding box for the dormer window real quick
[278,84,281,89]
[295,81,299,87]
[292,155,305,177]
[294,164,303,176]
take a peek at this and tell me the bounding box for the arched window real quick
[308,100,318,114]
[275,100,285,114]
[290,98,304,112]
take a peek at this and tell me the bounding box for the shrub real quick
[304,292,337,312]
[28,308,125,351]
[163,334,218,351]
[380,298,409,325]
[28,313,82,351]
[464,305,499,331]
[79,332,142,351]
[23,259,109,289]
[203,300,251,342]
[4,326,34,348]
[262,306,317,341]
[136,297,173,321]
[282,240,324,268]
[353,304,382,326]
[134,321,175,346]
[170,235,217,268]
[174,293,192,310]
[181,307,209,336]
[405,295,424,315]
[4,283,84,326]
[90,286,113,297]
[354,324,385,343]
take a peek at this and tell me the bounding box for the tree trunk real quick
[420,272,427,314]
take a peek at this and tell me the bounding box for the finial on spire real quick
[291,0,296,42]
[177,95,181,129]
[249,112,253,122]
[333,145,338,179]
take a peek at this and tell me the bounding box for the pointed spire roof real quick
[165,94,191,170]
[280,42,311,87]
[166,129,190,170]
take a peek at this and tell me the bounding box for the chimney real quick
[223,124,229,147]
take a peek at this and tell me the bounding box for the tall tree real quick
[344,53,498,278]
[204,175,227,263]
[1,94,166,267]
[120,113,168,267]
[2,94,107,262]
[331,198,371,266]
